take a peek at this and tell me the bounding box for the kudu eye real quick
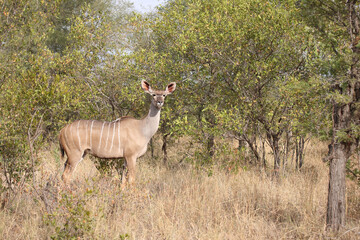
[152,94,156,97]
[163,95,166,97]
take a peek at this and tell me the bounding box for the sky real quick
[130,0,167,12]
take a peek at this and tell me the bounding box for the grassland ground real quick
[0,139,359,239]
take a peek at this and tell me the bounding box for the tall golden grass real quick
[0,139,359,239]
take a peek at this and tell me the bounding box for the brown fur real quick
[60,81,176,187]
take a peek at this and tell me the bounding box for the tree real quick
[131,0,324,171]
[0,0,129,194]
[299,0,360,231]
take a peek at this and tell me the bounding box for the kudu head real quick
[141,80,176,109]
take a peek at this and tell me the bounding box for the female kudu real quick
[59,80,176,186]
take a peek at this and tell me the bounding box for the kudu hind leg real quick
[62,160,73,186]
[61,152,83,186]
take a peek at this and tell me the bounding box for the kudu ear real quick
[165,82,176,95]
[141,80,152,93]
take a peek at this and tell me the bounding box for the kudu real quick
[59,80,176,186]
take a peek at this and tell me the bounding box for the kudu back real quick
[59,80,176,186]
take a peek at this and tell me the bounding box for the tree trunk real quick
[326,100,353,231]
[238,138,244,152]
[295,136,305,170]
[242,133,261,164]
[205,112,216,158]
[326,142,348,231]
[162,133,169,165]
[207,134,215,158]
[262,137,266,168]
[273,136,281,173]
[150,138,154,158]
[197,102,216,159]
[326,1,360,231]
[299,137,305,169]
[267,133,280,174]
[283,130,292,171]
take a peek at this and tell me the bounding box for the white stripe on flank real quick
[118,120,121,154]
[85,120,88,147]
[109,121,116,152]
[77,120,82,150]
[70,123,76,147]
[104,122,110,151]
[98,122,106,152]
[90,120,95,147]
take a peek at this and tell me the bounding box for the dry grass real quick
[0,140,359,239]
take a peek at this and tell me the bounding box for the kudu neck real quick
[141,103,161,140]
[149,102,161,117]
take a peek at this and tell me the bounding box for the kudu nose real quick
[157,100,164,107]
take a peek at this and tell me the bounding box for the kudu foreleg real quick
[127,156,137,184]
[120,160,127,187]
[120,156,137,189]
